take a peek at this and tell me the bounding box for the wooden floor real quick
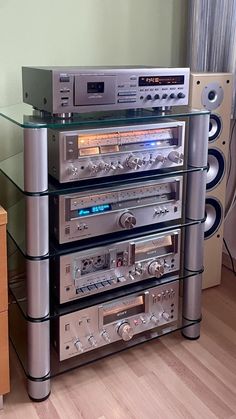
[2,266,236,419]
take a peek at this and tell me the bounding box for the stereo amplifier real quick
[48,120,185,183]
[54,280,179,360]
[52,176,183,244]
[53,228,181,304]
[22,66,190,114]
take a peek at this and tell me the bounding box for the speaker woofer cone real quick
[209,114,222,142]
[204,198,223,239]
[207,148,225,190]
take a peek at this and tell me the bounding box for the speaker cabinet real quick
[189,72,232,288]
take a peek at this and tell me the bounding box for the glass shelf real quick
[0,151,207,196]
[9,268,203,323]
[7,205,205,260]
[0,103,209,129]
[9,295,201,380]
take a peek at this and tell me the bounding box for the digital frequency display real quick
[139,75,185,86]
[78,204,111,217]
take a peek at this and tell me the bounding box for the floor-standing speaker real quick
[189,72,232,288]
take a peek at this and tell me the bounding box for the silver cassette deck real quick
[54,228,181,304]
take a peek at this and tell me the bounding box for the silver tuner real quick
[119,212,137,229]
[118,322,134,341]
[164,262,170,269]
[110,163,117,170]
[117,162,124,169]
[88,335,97,347]
[74,339,83,353]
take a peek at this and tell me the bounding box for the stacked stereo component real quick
[0,66,210,402]
[49,118,186,361]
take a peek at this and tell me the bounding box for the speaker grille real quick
[204,197,223,239]
[206,148,225,191]
[209,114,222,142]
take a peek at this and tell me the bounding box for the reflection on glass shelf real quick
[9,295,200,380]
[0,153,24,191]
[0,153,207,195]
[9,268,203,322]
[0,103,210,129]
[6,197,26,254]
[7,216,204,260]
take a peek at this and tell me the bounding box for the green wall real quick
[0,0,188,107]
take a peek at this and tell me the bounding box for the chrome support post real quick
[24,128,50,400]
[183,113,209,339]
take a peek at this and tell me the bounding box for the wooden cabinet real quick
[0,207,9,408]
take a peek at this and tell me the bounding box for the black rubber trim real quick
[29,391,51,402]
[181,332,200,340]
[207,148,225,190]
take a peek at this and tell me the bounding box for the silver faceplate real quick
[55,280,179,360]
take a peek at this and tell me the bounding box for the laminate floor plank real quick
[2,266,236,419]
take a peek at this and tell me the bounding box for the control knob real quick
[89,163,99,173]
[70,166,78,176]
[74,339,83,353]
[150,315,159,325]
[98,161,106,170]
[156,154,166,164]
[101,331,111,343]
[146,94,152,100]
[118,322,134,341]
[148,260,165,278]
[119,212,137,229]
[168,151,183,163]
[88,335,97,347]
[154,94,160,100]
[162,93,168,99]
[162,312,170,321]
[126,155,143,170]
[177,92,185,99]
[169,93,176,99]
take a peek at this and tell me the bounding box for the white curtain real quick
[188,0,236,117]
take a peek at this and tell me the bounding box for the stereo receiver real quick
[48,120,185,183]
[22,66,190,114]
[53,228,181,304]
[52,176,183,244]
[54,280,179,360]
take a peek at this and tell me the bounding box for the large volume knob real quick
[168,151,183,163]
[148,260,165,278]
[118,322,134,341]
[126,155,143,170]
[119,212,137,229]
